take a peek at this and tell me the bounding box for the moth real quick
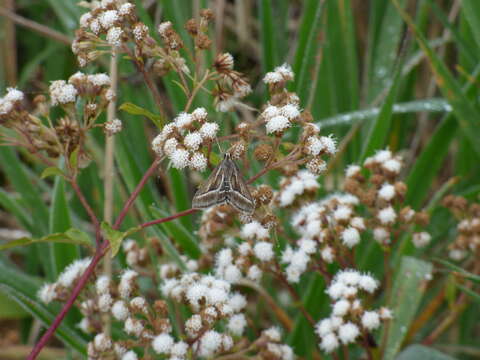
[192,153,255,214]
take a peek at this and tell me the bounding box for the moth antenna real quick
[215,136,225,155]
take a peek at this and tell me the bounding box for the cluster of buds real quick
[0,87,24,122]
[212,52,252,112]
[316,269,392,353]
[151,107,218,171]
[344,149,430,248]
[185,9,214,50]
[160,272,247,357]
[442,195,480,261]
[122,239,150,268]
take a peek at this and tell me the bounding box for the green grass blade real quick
[360,68,401,161]
[393,0,480,157]
[258,0,278,72]
[396,345,458,360]
[0,189,33,233]
[49,175,80,277]
[461,0,480,50]
[383,256,433,360]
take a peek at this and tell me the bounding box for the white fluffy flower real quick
[184,132,203,150]
[320,135,336,154]
[378,183,396,201]
[105,118,122,135]
[359,274,378,293]
[124,317,144,337]
[378,206,397,225]
[106,27,123,46]
[152,333,174,354]
[241,221,268,240]
[306,136,324,156]
[112,300,129,320]
[253,242,274,262]
[321,246,335,263]
[5,87,24,103]
[280,104,300,119]
[175,112,193,128]
[98,294,113,312]
[192,107,208,121]
[38,283,57,304]
[412,232,431,248]
[320,332,339,353]
[341,227,360,247]
[57,258,91,287]
[189,152,207,172]
[263,326,282,342]
[158,21,172,36]
[227,313,247,335]
[94,333,112,352]
[49,80,78,106]
[266,115,290,134]
[361,311,380,330]
[121,350,138,360]
[247,265,262,281]
[382,158,402,173]
[373,227,389,242]
[333,206,352,221]
[345,164,361,178]
[170,148,190,169]
[199,122,219,139]
[338,322,359,344]
[333,299,350,316]
[198,330,223,357]
[88,73,111,87]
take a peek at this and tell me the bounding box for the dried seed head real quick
[214,53,234,73]
[414,211,430,227]
[195,33,212,49]
[153,300,168,316]
[200,9,214,21]
[185,18,198,35]
[254,185,274,205]
[229,141,247,160]
[306,157,327,175]
[254,143,273,162]
[261,214,279,229]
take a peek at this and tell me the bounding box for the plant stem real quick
[27,241,109,360]
[140,208,198,229]
[113,157,162,229]
[102,49,118,336]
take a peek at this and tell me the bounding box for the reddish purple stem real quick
[27,242,108,360]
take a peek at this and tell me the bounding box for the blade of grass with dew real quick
[366,0,406,102]
[318,98,450,128]
[383,256,433,360]
[393,0,480,157]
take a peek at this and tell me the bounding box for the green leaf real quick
[119,102,165,128]
[101,222,140,258]
[0,292,28,319]
[396,344,458,360]
[383,256,433,360]
[462,0,480,50]
[69,147,80,170]
[457,285,480,304]
[40,166,65,179]
[0,229,93,251]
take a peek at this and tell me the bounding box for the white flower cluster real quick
[0,87,24,116]
[104,118,122,135]
[78,1,136,47]
[151,108,218,171]
[289,194,364,273]
[316,269,392,353]
[38,257,92,304]
[263,63,294,85]
[305,134,337,157]
[364,149,402,175]
[277,170,320,207]
[49,80,78,106]
[161,272,249,358]
[262,326,295,360]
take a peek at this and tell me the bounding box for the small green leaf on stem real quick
[0,229,93,251]
[69,147,79,170]
[40,167,65,179]
[101,221,140,258]
[119,102,165,129]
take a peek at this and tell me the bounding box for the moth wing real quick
[192,160,225,209]
[226,160,255,214]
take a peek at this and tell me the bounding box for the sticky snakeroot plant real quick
[1,1,452,360]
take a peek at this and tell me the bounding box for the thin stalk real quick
[102,49,118,335]
[113,157,162,229]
